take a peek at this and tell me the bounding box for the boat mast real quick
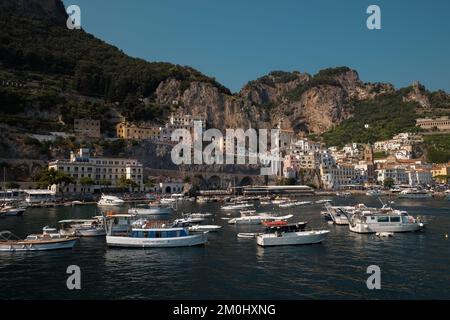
[3,167,6,202]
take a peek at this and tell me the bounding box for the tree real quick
[118,175,139,192]
[55,171,76,199]
[79,176,94,194]
[6,182,20,189]
[98,179,112,187]
[383,177,395,189]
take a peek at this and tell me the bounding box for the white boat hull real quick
[75,228,106,237]
[257,230,329,247]
[128,207,174,215]
[349,222,423,233]
[106,233,207,248]
[0,238,77,252]
[1,208,26,216]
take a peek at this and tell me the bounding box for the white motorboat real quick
[376,232,394,237]
[256,223,329,247]
[174,216,206,224]
[315,199,332,204]
[128,203,174,216]
[160,197,177,204]
[349,209,424,234]
[366,190,384,196]
[336,192,352,198]
[237,232,260,239]
[58,219,106,237]
[97,194,125,206]
[279,200,311,208]
[260,201,272,205]
[271,197,290,205]
[189,225,222,232]
[228,214,293,225]
[0,229,77,252]
[188,212,213,218]
[397,188,432,199]
[0,205,26,217]
[220,202,254,210]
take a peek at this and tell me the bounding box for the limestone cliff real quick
[155,68,396,134]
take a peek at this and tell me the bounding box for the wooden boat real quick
[0,230,77,252]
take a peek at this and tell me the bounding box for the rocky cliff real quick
[155,68,397,134]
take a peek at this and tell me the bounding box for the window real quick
[377,216,389,223]
[390,216,400,223]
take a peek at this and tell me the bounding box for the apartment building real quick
[116,122,161,140]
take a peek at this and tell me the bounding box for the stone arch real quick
[165,186,171,193]
[207,175,221,189]
[239,176,253,186]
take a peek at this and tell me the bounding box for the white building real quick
[48,148,144,193]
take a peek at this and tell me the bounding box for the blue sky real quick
[63,0,450,93]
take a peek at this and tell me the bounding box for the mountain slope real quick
[0,0,449,144]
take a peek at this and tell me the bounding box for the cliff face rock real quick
[155,68,392,134]
[402,81,431,108]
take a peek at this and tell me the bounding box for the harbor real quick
[1,195,449,299]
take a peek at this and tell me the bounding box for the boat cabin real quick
[265,222,307,233]
[131,228,188,238]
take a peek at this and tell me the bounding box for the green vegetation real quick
[323,93,420,147]
[384,177,395,189]
[423,134,450,163]
[373,151,388,159]
[0,3,230,130]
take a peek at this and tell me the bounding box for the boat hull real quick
[106,233,207,248]
[257,230,329,247]
[1,208,26,216]
[128,207,174,215]
[349,222,423,233]
[75,228,106,237]
[0,238,77,252]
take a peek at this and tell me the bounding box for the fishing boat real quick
[349,209,424,233]
[397,188,432,199]
[0,229,77,252]
[256,223,329,247]
[104,216,207,248]
[97,194,125,206]
[220,202,254,210]
[58,219,106,237]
